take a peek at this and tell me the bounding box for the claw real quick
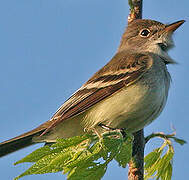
[98,123,127,138]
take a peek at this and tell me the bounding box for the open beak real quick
[165,20,185,33]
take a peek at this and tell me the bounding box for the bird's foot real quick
[98,123,127,138]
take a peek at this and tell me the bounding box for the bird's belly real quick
[83,82,167,133]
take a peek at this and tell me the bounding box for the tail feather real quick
[0,135,36,158]
[0,126,47,157]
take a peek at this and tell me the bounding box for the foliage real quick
[144,133,186,180]
[14,130,185,180]
[14,131,133,180]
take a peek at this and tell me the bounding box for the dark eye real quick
[140,29,150,37]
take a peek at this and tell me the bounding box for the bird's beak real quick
[165,20,185,33]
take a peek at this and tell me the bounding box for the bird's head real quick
[118,19,185,64]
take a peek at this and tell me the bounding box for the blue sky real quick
[0,0,188,179]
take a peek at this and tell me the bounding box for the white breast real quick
[82,61,170,133]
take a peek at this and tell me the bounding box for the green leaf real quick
[14,134,91,166]
[14,131,132,180]
[144,132,186,179]
[161,162,172,180]
[14,135,91,179]
[114,135,133,168]
[63,141,103,174]
[156,147,174,179]
[144,148,162,169]
[52,134,91,149]
[103,137,122,157]
[68,164,107,180]
[144,143,174,180]
[14,146,52,165]
[172,137,187,145]
[14,153,60,180]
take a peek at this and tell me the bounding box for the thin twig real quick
[128,0,143,23]
[127,0,144,180]
[128,130,145,180]
[145,132,176,144]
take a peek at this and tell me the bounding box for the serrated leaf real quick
[53,134,91,149]
[114,140,132,168]
[144,142,174,180]
[14,146,52,165]
[15,134,91,166]
[172,137,187,145]
[14,131,133,180]
[66,136,124,179]
[63,149,93,174]
[15,135,91,179]
[156,148,174,179]
[14,153,59,180]
[68,164,107,180]
[103,137,122,150]
[144,148,162,169]
[161,162,172,180]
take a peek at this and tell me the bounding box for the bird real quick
[0,19,185,158]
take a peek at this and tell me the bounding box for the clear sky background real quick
[0,0,188,179]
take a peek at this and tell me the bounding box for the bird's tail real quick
[0,125,47,158]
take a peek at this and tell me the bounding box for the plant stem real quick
[127,0,144,179]
[128,130,145,180]
[128,0,143,23]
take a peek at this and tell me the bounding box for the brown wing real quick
[41,51,153,135]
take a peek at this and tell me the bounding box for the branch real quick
[128,130,145,180]
[145,132,187,145]
[128,0,143,23]
[127,1,144,180]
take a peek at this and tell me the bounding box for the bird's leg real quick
[84,127,103,139]
[98,123,127,138]
[98,123,116,130]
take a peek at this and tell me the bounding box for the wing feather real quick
[41,51,153,135]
